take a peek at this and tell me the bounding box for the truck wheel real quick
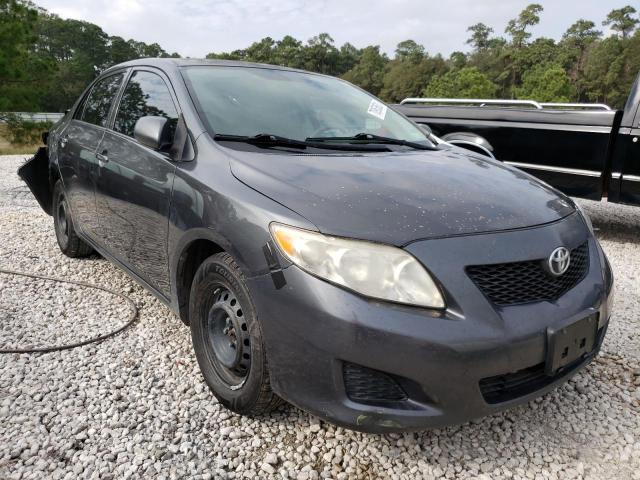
[53,180,93,258]
[189,252,282,415]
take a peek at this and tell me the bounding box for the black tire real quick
[53,180,93,258]
[189,252,282,415]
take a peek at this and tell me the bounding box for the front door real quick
[95,69,179,295]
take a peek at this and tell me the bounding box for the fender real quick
[441,132,495,159]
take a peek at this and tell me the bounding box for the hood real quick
[229,147,574,246]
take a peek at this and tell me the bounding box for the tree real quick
[582,36,626,104]
[379,54,447,102]
[376,40,446,102]
[449,51,467,69]
[109,36,138,64]
[206,49,246,61]
[423,67,497,98]
[603,6,638,39]
[5,2,640,118]
[341,46,387,95]
[0,0,49,114]
[563,19,602,47]
[515,63,576,102]
[505,4,543,48]
[394,39,425,63]
[245,37,275,64]
[337,42,361,74]
[273,35,304,68]
[304,33,340,75]
[561,20,602,97]
[515,37,559,71]
[502,4,544,96]
[466,23,494,51]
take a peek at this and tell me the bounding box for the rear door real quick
[57,72,125,239]
[95,68,179,295]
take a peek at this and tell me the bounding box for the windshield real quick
[182,65,430,145]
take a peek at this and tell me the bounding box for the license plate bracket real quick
[546,315,598,375]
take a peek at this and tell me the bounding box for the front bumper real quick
[247,213,614,433]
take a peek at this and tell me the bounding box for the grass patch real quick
[0,124,41,155]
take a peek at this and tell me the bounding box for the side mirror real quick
[134,116,171,151]
[417,123,432,135]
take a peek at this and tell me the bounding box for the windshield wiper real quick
[214,133,309,149]
[305,133,436,150]
[214,133,392,152]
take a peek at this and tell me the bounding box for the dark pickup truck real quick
[396,72,640,207]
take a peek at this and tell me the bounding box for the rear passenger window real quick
[80,73,124,126]
[114,71,178,139]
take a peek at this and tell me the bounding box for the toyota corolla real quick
[21,59,614,432]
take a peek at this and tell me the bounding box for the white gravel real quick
[1,154,639,480]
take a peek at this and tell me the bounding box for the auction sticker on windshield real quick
[367,99,388,120]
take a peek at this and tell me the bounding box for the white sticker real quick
[367,99,388,120]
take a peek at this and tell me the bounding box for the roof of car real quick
[104,57,307,74]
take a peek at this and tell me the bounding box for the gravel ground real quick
[0,154,638,480]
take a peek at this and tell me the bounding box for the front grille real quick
[479,363,551,404]
[343,362,407,405]
[466,242,589,306]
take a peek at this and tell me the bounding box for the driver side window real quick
[114,70,178,139]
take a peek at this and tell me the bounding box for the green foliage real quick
[466,23,494,51]
[516,63,576,102]
[0,0,47,113]
[603,6,639,39]
[424,67,497,98]
[1,0,640,147]
[394,40,425,63]
[4,113,51,144]
[505,4,543,48]
[341,46,387,95]
[304,33,341,75]
[379,55,447,103]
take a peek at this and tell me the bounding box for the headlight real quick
[270,223,445,309]
[574,201,594,234]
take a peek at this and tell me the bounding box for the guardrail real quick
[399,98,612,111]
[0,112,65,123]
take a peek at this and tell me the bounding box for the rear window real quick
[80,73,124,127]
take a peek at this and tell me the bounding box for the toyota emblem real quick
[548,247,571,276]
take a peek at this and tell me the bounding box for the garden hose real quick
[0,268,138,354]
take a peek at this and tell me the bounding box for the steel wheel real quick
[56,197,70,246]
[52,180,93,258]
[205,286,251,388]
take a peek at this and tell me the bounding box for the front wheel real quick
[53,180,93,258]
[189,252,282,415]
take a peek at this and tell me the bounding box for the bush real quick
[515,63,576,102]
[3,114,52,145]
[423,67,497,99]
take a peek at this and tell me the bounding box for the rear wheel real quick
[189,252,282,414]
[53,180,93,258]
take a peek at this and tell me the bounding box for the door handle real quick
[96,151,109,165]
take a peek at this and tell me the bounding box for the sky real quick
[33,0,634,58]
